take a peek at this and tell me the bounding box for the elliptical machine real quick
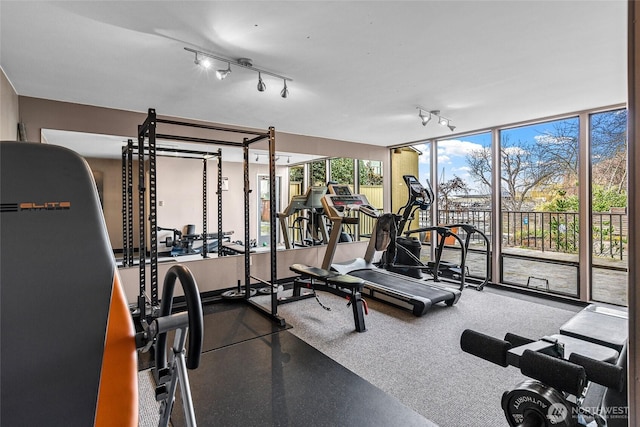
[384,175,490,290]
[383,175,435,279]
[382,175,467,287]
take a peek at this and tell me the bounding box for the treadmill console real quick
[327,184,353,196]
[322,194,378,218]
[304,186,328,209]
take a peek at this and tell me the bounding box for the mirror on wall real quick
[280,158,384,248]
[41,129,323,260]
[258,174,281,247]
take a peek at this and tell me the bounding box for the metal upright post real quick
[148,110,159,309]
[243,140,251,298]
[268,127,278,315]
[137,125,146,317]
[121,146,128,267]
[202,157,208,258]
[126,141,134,267]
[217,149,223,254]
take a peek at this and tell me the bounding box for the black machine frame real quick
[123,108,283,326]
[122,141,223,268]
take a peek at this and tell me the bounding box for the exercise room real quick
[1,2,638,426]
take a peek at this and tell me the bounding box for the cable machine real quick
[123,108,283,327]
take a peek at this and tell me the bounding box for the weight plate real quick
[257,285,285,295]
[502,380,577,427]
[221,288,257,299]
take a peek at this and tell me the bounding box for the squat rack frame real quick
[122,141,223,269]
[125,108,283,327]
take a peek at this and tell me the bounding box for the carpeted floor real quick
[263,285,581,427]
[139,369,163,427]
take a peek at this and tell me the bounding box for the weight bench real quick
[220,241,255,255]
[460,303,629,427]
[559,304,628,352]
[289,263,368,332]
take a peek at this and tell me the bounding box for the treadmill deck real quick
[348,268,460,316]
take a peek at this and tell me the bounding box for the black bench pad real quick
[290,264,364,290]
[327,274,364,289]
[290,264,337,279]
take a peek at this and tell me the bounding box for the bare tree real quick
[464,112,626,212]
[438,175,469,211]
[591,110,627,192]
[466,135,565,211]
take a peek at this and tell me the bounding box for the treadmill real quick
[320,189,461,316]
[277,186,329,249]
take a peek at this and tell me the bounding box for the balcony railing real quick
[415,209,627,260]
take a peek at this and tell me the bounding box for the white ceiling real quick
[0,1,628,154]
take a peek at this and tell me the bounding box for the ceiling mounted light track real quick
[257,72,266,92]
[215,63,231,80]
[416,107,456,132]
[186,47,292,97]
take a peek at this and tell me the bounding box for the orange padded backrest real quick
[0,141,138,426]
[95,273,139,426]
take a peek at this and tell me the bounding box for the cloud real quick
[438,139,485,157]
[504,146,527,155]
[535,134,574,145]
[436,139,484,165]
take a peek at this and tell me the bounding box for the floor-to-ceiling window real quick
[393,106,628,307]
[590,108,628,305]
[499,117,580,296]
[436,133,492,283]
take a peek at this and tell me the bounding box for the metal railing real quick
[415,209,627,260]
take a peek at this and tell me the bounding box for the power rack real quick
[123,108,283,327]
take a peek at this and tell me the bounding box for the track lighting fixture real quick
[254,153,291,163]
[418,110,432,126]
[416,107,455,132]
[186,47,292,97]
[194,53,212,69]
[215,63,231,80]
[257,72,266,92]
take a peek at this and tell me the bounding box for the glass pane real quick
[500,117,580,295]
[393,144,430,229]
[329,157,354,186]
[590,109,628,306]
[309,160,326,186]
[358,160,383,239]
[436,133,492,282]
[502,255,578,297]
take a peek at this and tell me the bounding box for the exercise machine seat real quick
[0,141,138,426]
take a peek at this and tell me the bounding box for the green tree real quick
[329,158,354,184]
[359,160,383,185]
[592,185,627,212]
[310,160,326,186]
[538,190,579,212]
[289,165,303,182]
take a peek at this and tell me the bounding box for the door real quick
[258,174,281,247]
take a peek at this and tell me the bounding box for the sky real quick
[415,118,578,194]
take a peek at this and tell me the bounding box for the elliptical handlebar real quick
[396,175,434,234]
